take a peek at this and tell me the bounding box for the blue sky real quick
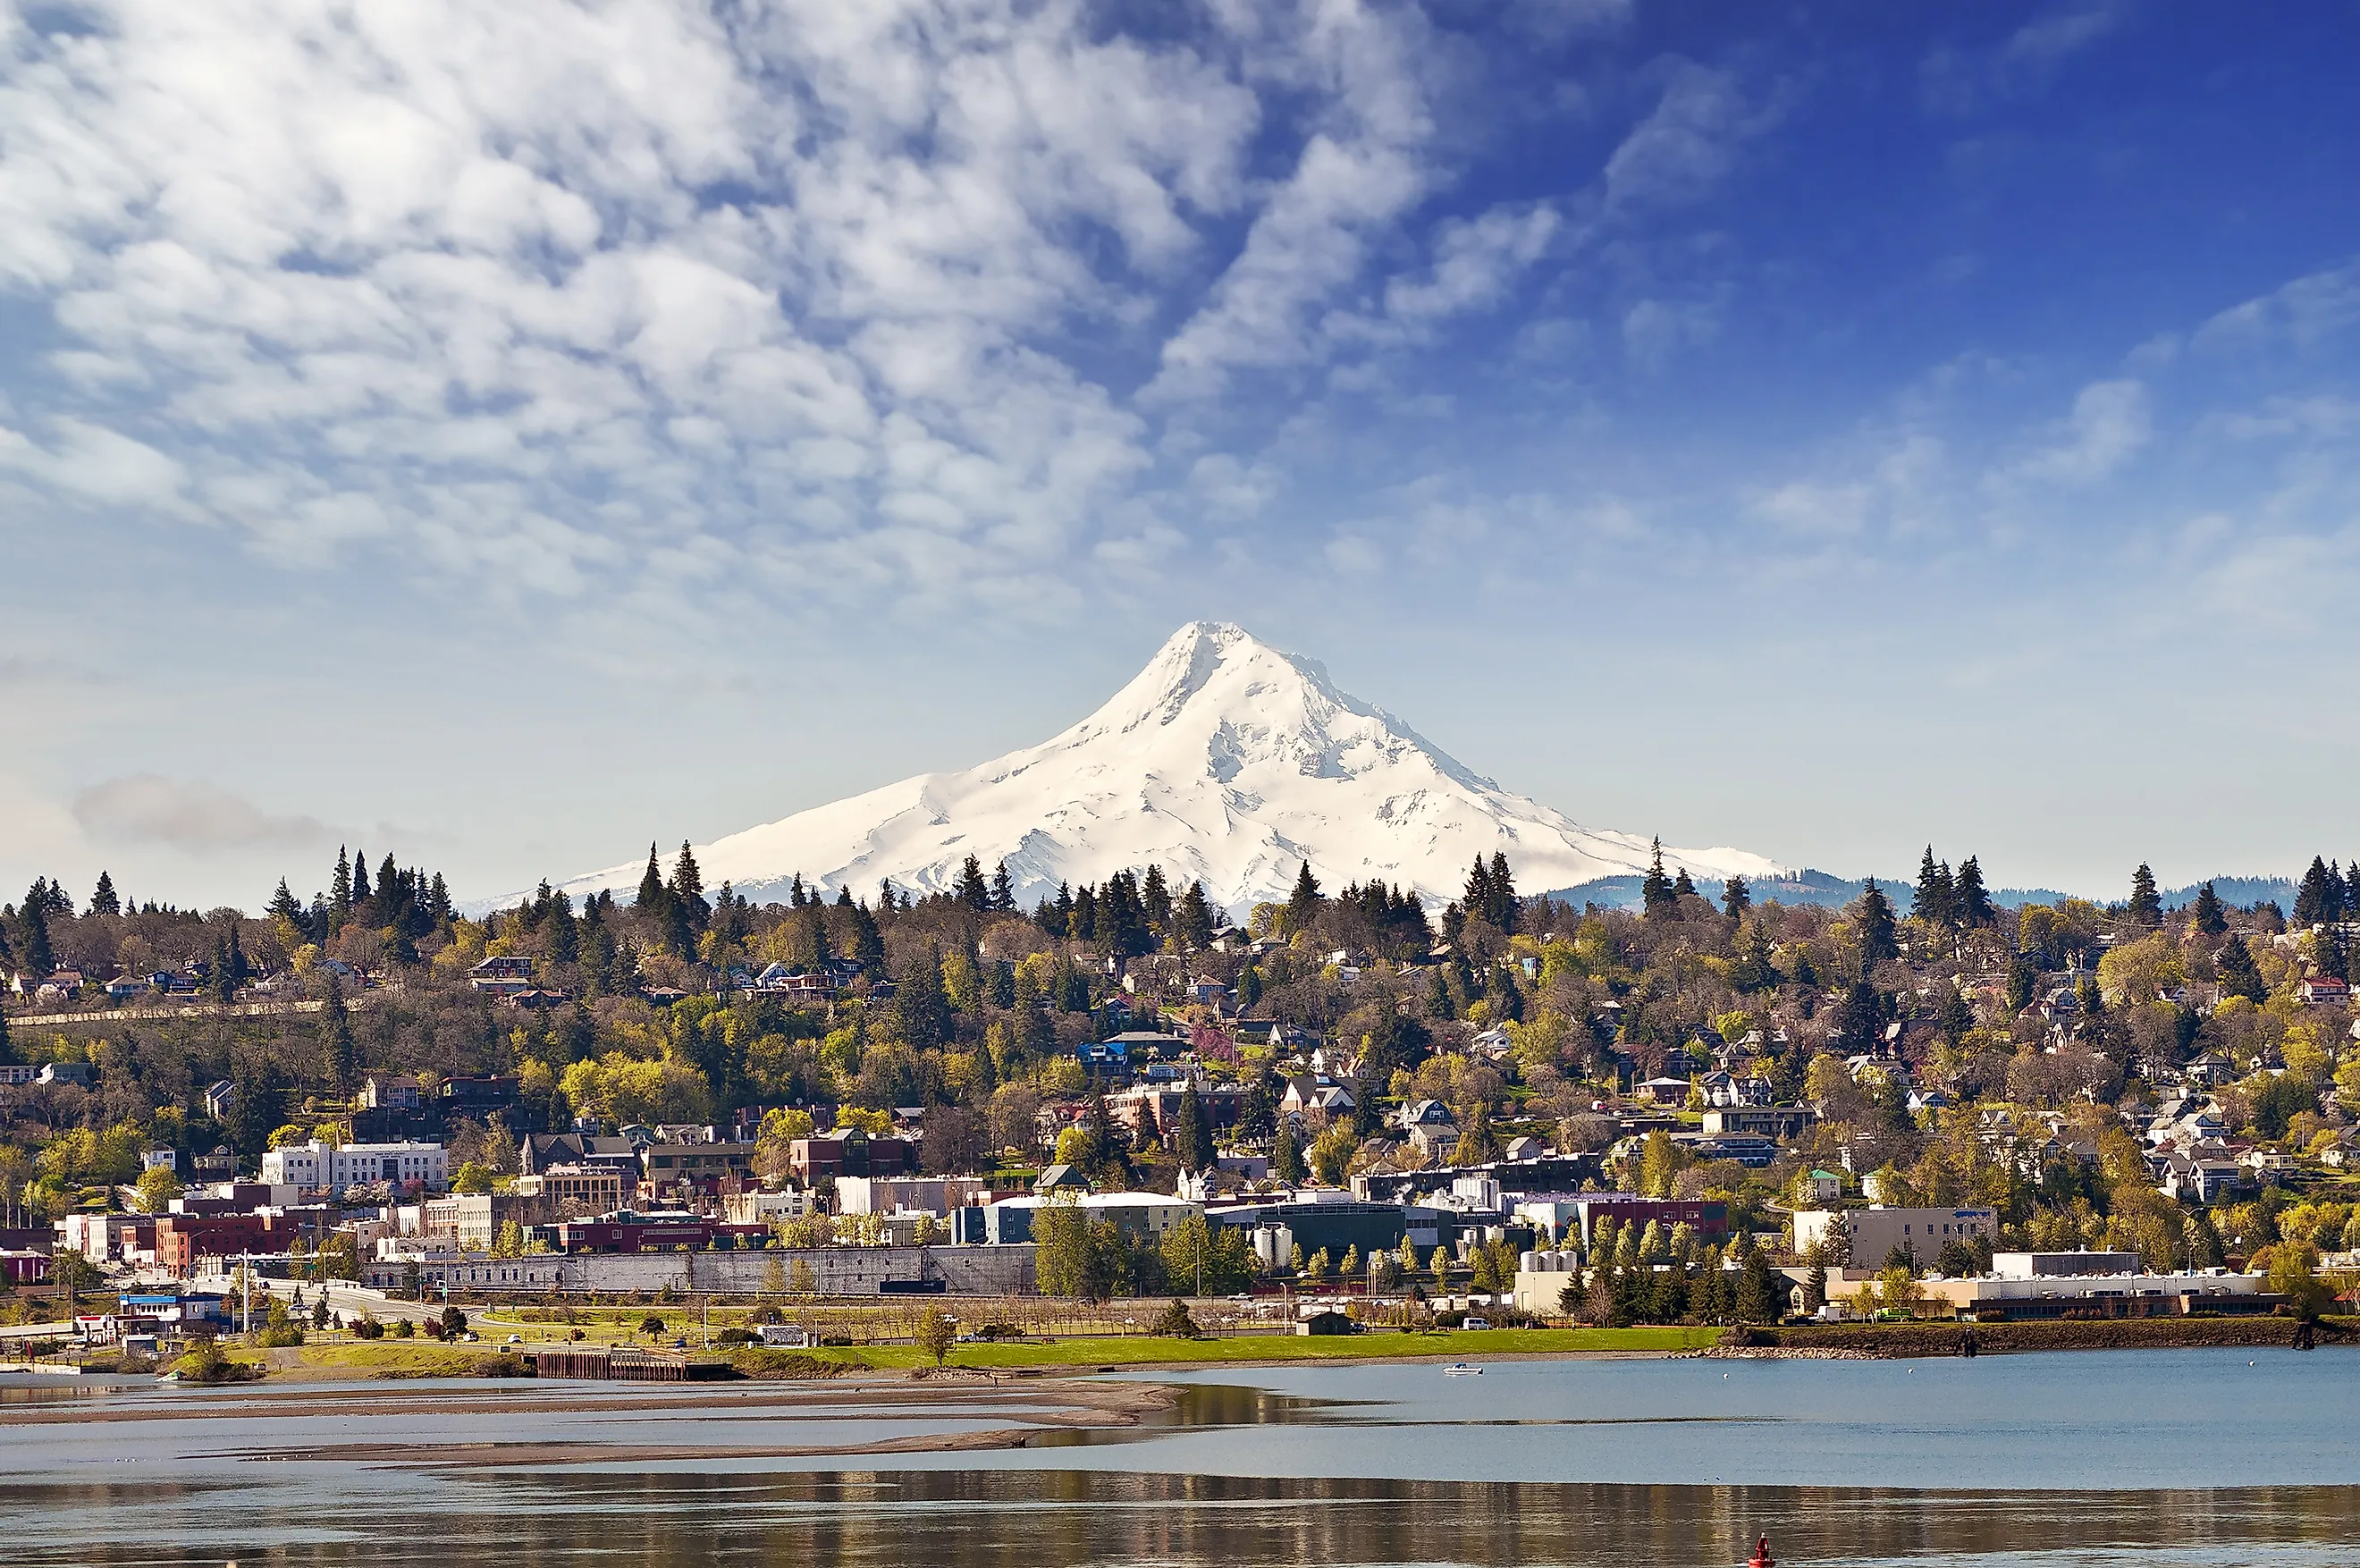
[4,0,2358,911]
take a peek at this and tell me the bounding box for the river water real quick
[5,1348,2354,1565]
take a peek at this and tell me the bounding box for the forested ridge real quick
[5,839,2360,1302]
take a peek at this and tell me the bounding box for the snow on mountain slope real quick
[548,622,1783,915]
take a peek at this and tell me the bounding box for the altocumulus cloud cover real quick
[4,2,2360,906]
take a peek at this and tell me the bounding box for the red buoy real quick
[1748,1535,1775,1568]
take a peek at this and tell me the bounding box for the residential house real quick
[2297,975,2350,1007]
[361,1075,423,1112]
[468,956,535,997]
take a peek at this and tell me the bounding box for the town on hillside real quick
[1,842,2355,1361]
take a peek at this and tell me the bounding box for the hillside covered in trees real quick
[5,839,2360,1287]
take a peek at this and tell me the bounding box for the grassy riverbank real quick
[731,1323,1717,1373]
[175,1314,2353,1383]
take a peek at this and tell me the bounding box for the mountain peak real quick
[544,625,1783,915]
[1099,620,1328,734]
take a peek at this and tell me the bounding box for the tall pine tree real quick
[1853,881,1899,974]
[1722,875,1751,919]
[1284,862,1323,937]
[1955,856,1995,929]
[318,976,356,1094]
[955,855,990,913]
[2127,863,2162,927]
[2217,935,2266,1003]
[89,871,119,917]
[1176,881,1216,951]
[1640,839,1675,919]
[1912,847,1957,927]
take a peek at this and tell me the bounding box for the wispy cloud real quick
[72,774,335,855]
[2011,378,2151,485]
[1921,1,2131,116]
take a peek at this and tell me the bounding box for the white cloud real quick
[2192,262,2360,356]
[1603,61,1757,211]
[0,417,191,510]
[1621,293,1722,371]
[1921,1,2129,116]
[0,0,1280,616]
[72,773,334,854]
[2013,378,2150,485]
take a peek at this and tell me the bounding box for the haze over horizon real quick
[5,3,2358,911]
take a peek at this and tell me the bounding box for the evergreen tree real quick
[1936,985,1976,1044]
[1671,865,1697,900]
[989,861,1016,912]
[1462,856,1494,924]
[670,842,709,931]
[2215,933,2264,1004]
[2293,856,2336,927]
[1640,839,1675,918]
[1141,864,1173,938]
[319,976,356,1094]
[1284,862,1324,937]
[2127,863,2162,927]
[1489,851,1517,930]
[2192,881,2229,936]
[17,889,52,976]
[546,892,578,965]
[636,844,667,913]
[988,958,1016,1009]
[852,897,886,971]
[89,871,119,917]
[955,855,990,913]
[1836,980,1884,1055]
[350,848,372,910]
[892,945,953,1051]
[2315,923,2351,985]
[329,847,353,932]
[426,873,452,930]
[1722,875,1751,920]
[1172,1083,1214,1174]
[1272,1118,1306,1185]
[210,931,237,1003]
[267,878,303,931]
[1912,847,1957,927]
[1734,1249,1781,1324]
[227,1056,283,1159]
[1176,881,1216,951]
[1954,856,1995,929]
[1853,880,1900,974]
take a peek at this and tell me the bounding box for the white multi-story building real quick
[261,1139,447,1193]
[1793,1205,1996,1266]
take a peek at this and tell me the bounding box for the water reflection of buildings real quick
[407,1471,2360,1568]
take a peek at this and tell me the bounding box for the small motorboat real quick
[1442,1361,1484,1375]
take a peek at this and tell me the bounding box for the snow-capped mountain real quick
[547,621,1783,916]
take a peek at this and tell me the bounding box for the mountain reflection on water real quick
[14,1468,2360,1567]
